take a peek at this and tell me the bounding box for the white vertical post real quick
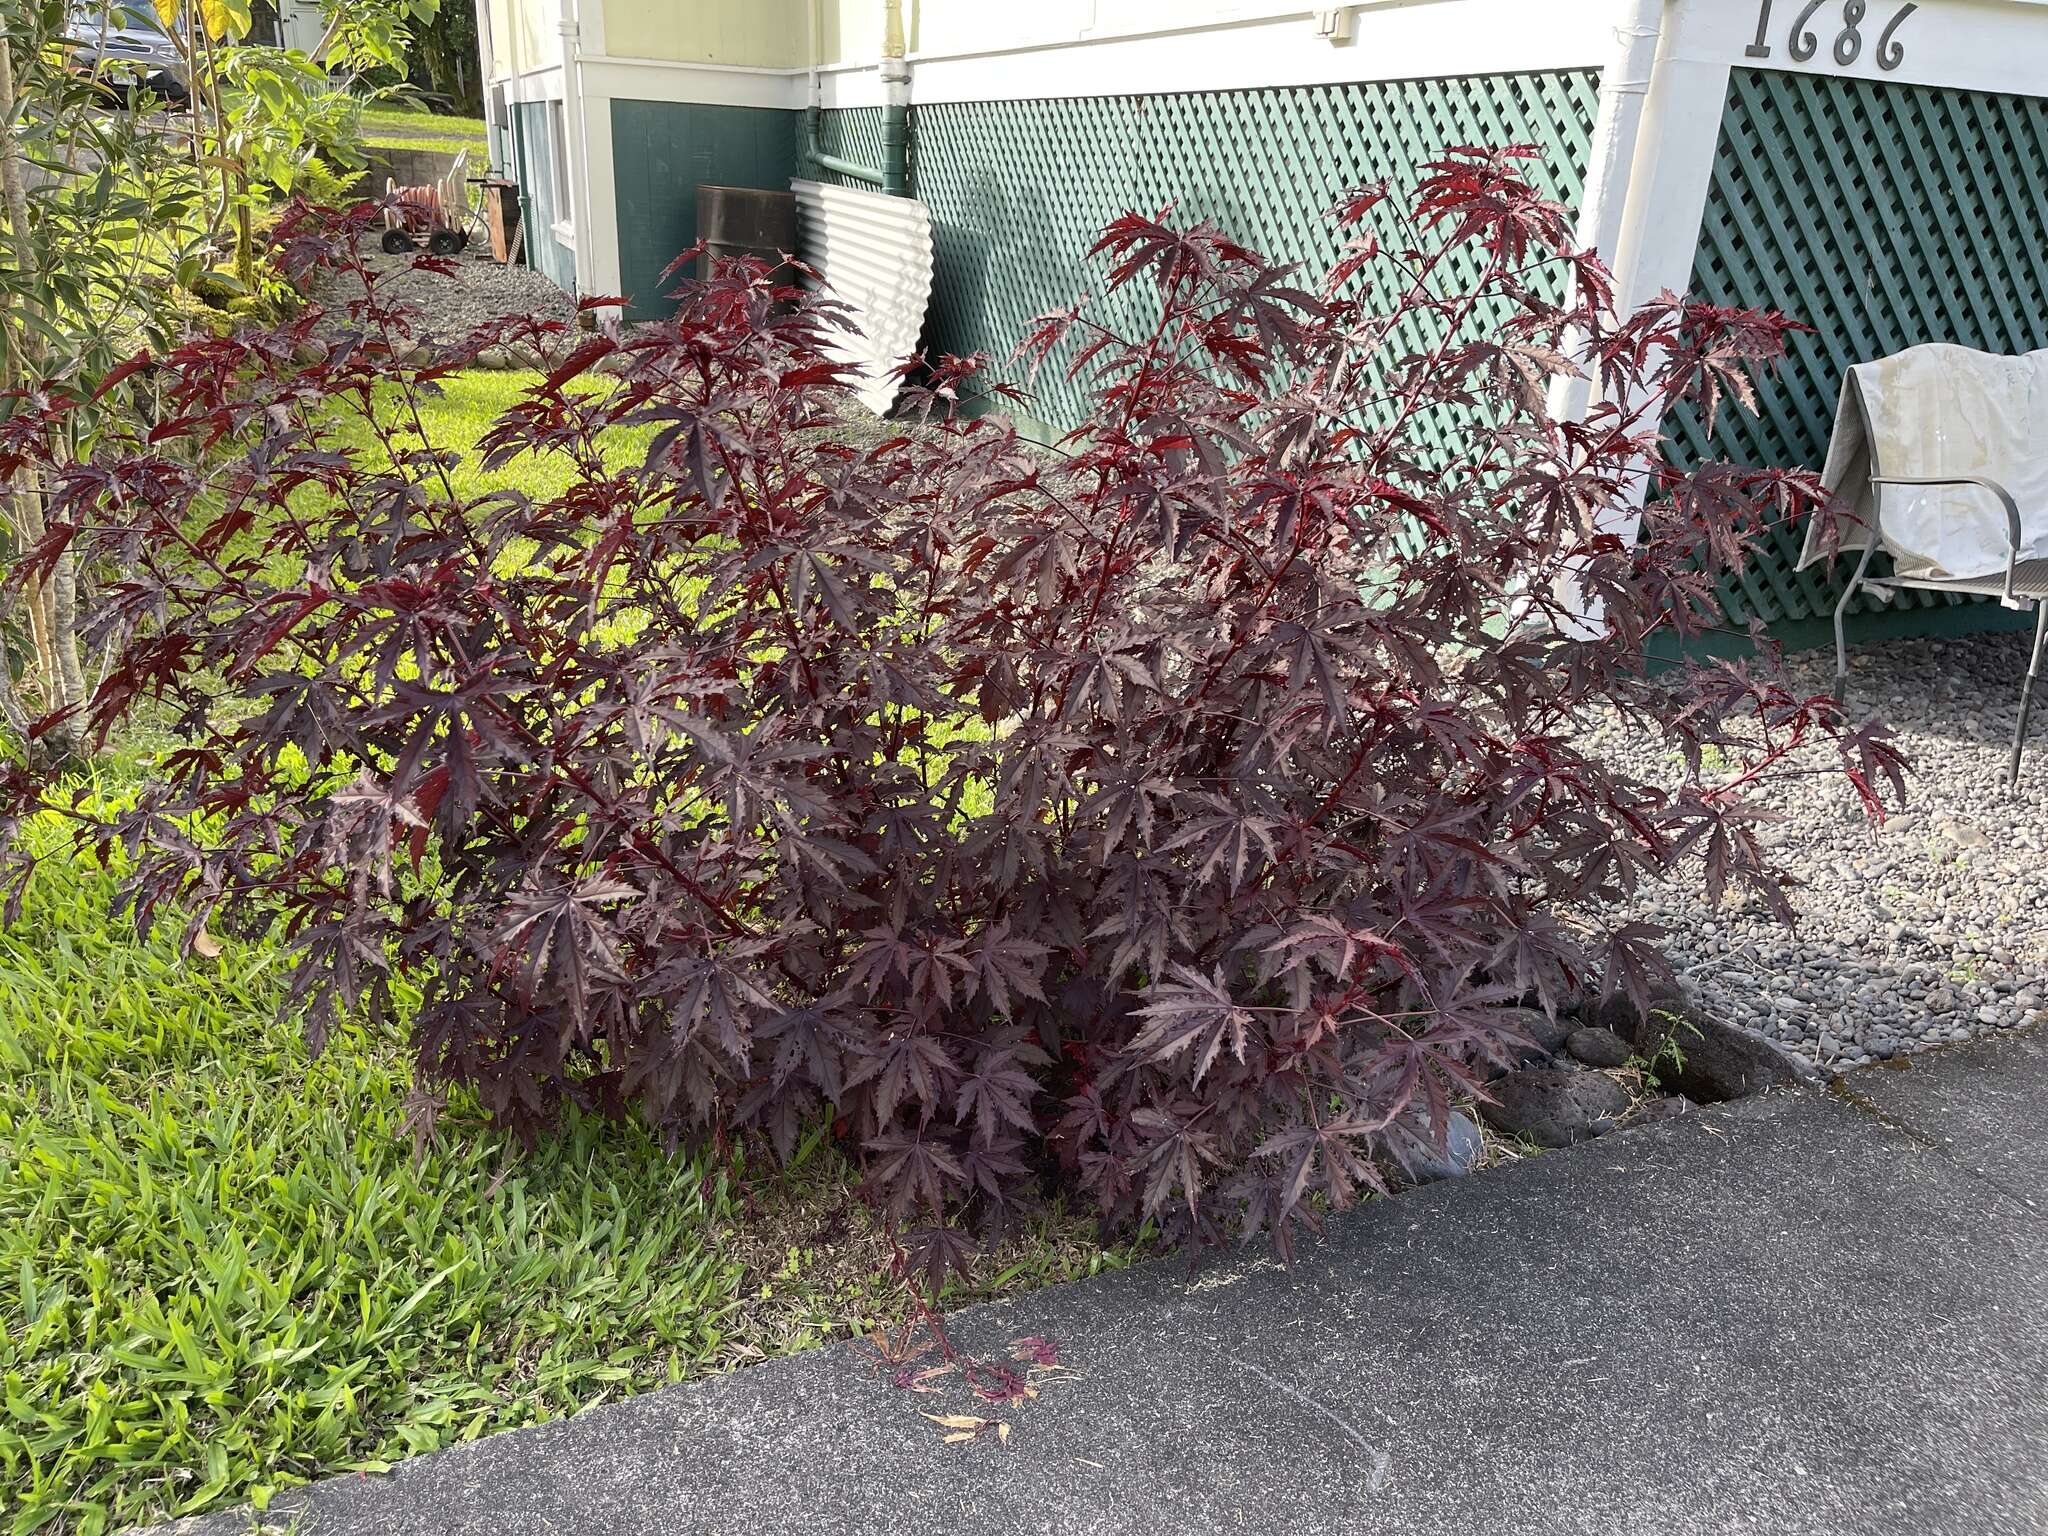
[1546,0,1667,427]
[1550,0,1733,631]
[582,92,622,300]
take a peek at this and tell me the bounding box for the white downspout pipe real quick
[473,0,496,167]
[558,0,594,297]
[807,0,822,112]
[1539,0,1670,636]
[1546,0,1667,426]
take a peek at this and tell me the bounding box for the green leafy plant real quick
[1630,1011,1699,1093]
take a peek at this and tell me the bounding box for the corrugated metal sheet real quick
[791,178,934,417]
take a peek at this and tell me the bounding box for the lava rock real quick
[1565,1026,1633,1069]
[1574,979,1686,1039]
[1408,1110,1483,1184]
[1479,1069,1632,1148]
[1499,1007,1573,1068]
[1623,1007,1816,1101]
[1580,632,2048,1075]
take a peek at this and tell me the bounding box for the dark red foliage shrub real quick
[0,154,1901,1274]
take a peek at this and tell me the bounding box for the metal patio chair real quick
[1797,344,2048,787]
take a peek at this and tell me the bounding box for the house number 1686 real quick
[1746,1,1919,69]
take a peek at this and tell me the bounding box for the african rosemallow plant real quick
[0,154,1902,1284]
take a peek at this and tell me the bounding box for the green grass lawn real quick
[0,810,1123,1534]
[344,367,657,505]
[0,377,1128,1534]
[360,103,489,163]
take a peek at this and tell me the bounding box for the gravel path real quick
[1587,627,2048,1073]
[308,244,575,340]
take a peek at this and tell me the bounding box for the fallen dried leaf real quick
[1008,1335,1060,1368]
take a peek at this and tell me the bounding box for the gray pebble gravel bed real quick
[307,245,576,342]
[1585,629,2047,1073]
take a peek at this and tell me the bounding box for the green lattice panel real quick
[893,72,1600,438]
[798,105,888,189]
[1669,68,2048,627]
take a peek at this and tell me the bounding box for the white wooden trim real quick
[501,0,2048,109]
[544,0,1618,113]
[1606,50,1728,322]
[581,91,623,298]
[875,0,1615,105]
[559,10,594,296]
[499,66,564,104]
[1553,4,1732,628]
[1669,0,2048,100]
[583,56,805,110]
[1586,42,1733,552]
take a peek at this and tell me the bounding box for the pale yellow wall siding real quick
[814,0,881,67]
[544,0,1504,73]
[603,0,808,66]
[908,0,1088,58]
[813,0,1336,64]
[591,0,1341,72]
[489,0,559,76]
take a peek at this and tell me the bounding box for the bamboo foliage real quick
[0,0,434,764]
[0,24,83,750]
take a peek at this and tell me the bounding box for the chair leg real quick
[1833,543,1876,706]
[2010,600,2048,789]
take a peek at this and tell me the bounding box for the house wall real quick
[611,101,799,318]
[487,0,558,77]
[509,99,576,292]
[798,71,1602,440]
[602,0,806,69]
[808,0,1614,103]
[481,0,2048,647]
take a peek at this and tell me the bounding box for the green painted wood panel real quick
[1668,68,2048,635]
[611,100,798,320]
[510,100,575,294]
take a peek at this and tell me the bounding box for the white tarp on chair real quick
[790,179,935,418]
[1811,343,2048,579]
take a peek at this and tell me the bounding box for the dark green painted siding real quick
[509,100,574,293]
[611,100,797,320]
[1670,68,2048,637]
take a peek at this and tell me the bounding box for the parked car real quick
[63,2,188,103]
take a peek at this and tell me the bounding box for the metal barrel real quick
[695,185,797,280]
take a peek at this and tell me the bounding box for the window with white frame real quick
[547,99,573,227]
